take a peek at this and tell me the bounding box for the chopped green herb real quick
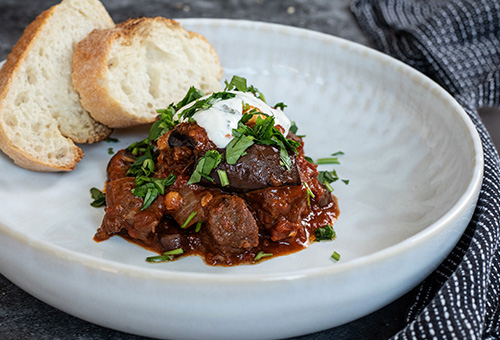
[276,138,292,170]
[288,121,305,138]
[217,169,229,187]
[131,173,176,210]
[127,147,156,177]
[176,86,206,108]
[195,219,203,232]
[224,75,266,102]
[323,181,334,193]
[225,134,254,164]
[274,102,287,110]
[148,87,208,142]
[228,112,300,167]
[127,138,151,156]
[149,107,178,141]
[224,75,248,92]
[187,150,223,185]
[316,157,340,165]
[249,114,275,138]
[314,225,336,241]
[179,91,236,121]
[90,187,106,207]
[146,248,184,263]
[304,156,315,164]
[318,170,338,192]
[107,147,114,155]
[315,151,348,191]
[318,168,349,193]
[254,251,273,261]
[331,251,341,261]
[303,182,315,206]
[318,169,339,184]
[105,137,119,143]
[181,211,198,229]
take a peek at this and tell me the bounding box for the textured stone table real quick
[0,1,498,340]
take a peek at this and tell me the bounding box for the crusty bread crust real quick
[0,0,114,171]
[72,24,125,126]
[73,17,223,128]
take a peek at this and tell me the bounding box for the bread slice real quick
[0,0,114,172]
[73,17,223,128]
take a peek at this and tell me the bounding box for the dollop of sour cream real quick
[176,91,291,148]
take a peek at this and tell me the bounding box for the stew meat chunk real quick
[95,121,339,265]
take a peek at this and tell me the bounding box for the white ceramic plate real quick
[0,19,483,340]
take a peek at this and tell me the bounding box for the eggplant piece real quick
[162,123,300,192]
[203,144,301,192]
[168,128,196,148]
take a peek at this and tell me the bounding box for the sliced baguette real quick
[0,0,114,172]
[73,17,223,128]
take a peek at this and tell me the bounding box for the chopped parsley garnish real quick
[225,134,254,164]
[149,107,178,142]
[125,142,168,210]
[316,157,341,165]
[107,147,114,155]
[315,151,349,192]
[304,156,315,164]
[127,141,144,157]
[314,225,336,241]
[179,91,236,121]
[146,248,184,263]
[195,219,203,232]
[180,211,198,229]
[303,182,315,206]
[317,151,344,165]
[187,150,223,185]
[176,86,206,108]
[217,169,229,187]
[318,169,349,192]
[226,112,301,168]
[254,251,273,261]
[331,251,341,261]
[224,75,266,102]
[276,138,293,170]
[90,187,106,207]
[274,102,287,110]
[105,137,119,143]
[318,169,339,186]
[132,173,176,210]
[224,75,248,92]
[148,87,206,142]
[127,147,156,177]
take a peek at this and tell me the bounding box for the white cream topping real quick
[177,91,291,148]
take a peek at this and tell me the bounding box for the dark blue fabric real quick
[351,1,500,338]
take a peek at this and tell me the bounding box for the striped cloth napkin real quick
[350,0,500,339]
